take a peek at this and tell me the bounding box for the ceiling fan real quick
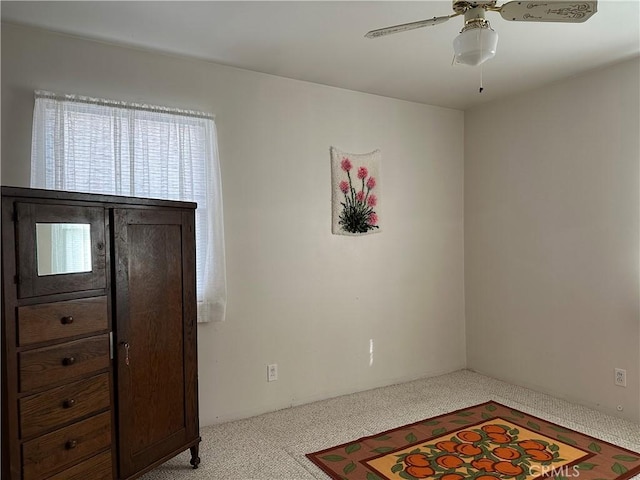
[365,1,598,66]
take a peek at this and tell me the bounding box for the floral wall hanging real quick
[331,147,381,236]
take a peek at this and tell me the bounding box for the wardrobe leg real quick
[190,445,201,469]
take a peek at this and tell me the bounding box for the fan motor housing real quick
[452,0,497,13]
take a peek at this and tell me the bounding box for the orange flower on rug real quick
[306,401,640,480]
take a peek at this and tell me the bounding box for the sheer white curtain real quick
[31,91,226,323]
[51,224,91,275]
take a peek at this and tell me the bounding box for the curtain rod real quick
[35,90,215,120]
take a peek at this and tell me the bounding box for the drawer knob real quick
[63,398,76,409]
[65,440,78,450]
[60,316,74,325]
[62,356,76,366]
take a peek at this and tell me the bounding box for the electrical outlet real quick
[267,364,278,382]
[614,368,627,387]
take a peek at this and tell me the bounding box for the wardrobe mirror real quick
[36,223,92,276]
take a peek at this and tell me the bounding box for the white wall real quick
[1,23,466,425]
[465,57,640,422]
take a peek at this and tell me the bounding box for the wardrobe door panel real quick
[113,208,197,479]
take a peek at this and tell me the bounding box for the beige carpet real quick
[140,370,640,480]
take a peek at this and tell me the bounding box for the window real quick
[31,91,226,322]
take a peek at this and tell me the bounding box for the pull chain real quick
[479,29,484,93]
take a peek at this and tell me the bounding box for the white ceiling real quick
[2,1,639,110]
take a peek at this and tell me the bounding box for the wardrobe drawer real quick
[46,450,112,480]
[18,297,108,347]
[19,335,110,392]
[20,373,110,438]
[22,411,111,480]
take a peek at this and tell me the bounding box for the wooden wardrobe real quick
[1,186,201,480]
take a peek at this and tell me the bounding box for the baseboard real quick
[466,367,640,424]
[202,364,467,426]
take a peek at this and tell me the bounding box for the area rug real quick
[306,401,640,480]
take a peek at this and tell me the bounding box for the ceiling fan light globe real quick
[453,27,498,66]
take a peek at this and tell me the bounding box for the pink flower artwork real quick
[331,147,381,235]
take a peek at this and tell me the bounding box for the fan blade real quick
[365,14,457,39]
[499,1,597,22]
